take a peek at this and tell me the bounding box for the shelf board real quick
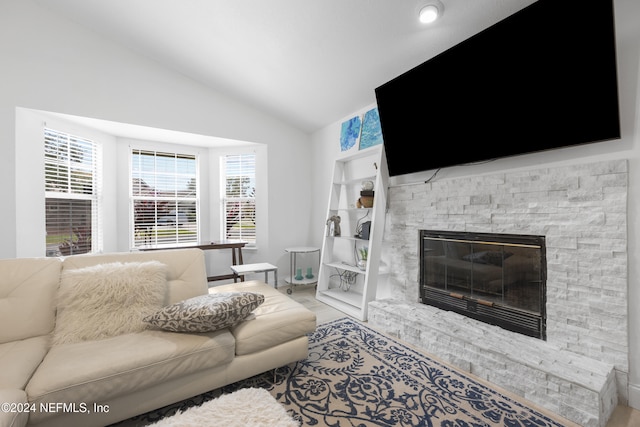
[285,247,320,253]
[284,276,318,285]
[324,235,370,243]
[317,288,363,308]
[328,207,372,213]
[324,261,364,274]
[333,174,377,187]
[336,145,382,162]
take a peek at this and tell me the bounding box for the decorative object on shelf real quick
[355,220,371,240]
[357,247,368,271]
[361,180,374,191]
[332,269,357,292]
[305,267,314,279]
[357,191,374,208]
[326,215,341,236]
[359,107,384,150]
[357,180,374,208]
[295,268,304,281]
[340,116,362,152]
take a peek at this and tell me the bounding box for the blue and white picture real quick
[340,116,362,152]
[359,107,383,150]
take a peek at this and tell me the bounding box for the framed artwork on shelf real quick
[339,115,362,152]
[359,107,383,150]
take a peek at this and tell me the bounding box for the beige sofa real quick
[0,249,316,427]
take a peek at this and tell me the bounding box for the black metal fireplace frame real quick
[419,230,547,340]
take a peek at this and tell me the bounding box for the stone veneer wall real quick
[368,160,628,426]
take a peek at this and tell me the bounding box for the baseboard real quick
[628,384,640,410]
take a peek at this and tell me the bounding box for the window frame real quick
[44,127,102,257]
[221,152,258,247]
[129,148,200,249]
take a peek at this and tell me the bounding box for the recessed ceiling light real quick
[419,2,443,24]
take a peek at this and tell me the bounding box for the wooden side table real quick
[141,240,247,282]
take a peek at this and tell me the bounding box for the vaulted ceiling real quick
[34,0,540,133]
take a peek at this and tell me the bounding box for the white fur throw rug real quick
[148,388,299,427]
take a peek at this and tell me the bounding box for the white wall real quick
[1,0,313,276]
[310,0,640,410]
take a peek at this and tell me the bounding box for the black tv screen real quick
[375,0,620,177]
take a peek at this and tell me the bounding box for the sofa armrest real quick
[0,258,61,344]
[211,281,317,355]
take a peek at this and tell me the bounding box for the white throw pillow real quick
[143,292,264,333]
[52,261,168,345]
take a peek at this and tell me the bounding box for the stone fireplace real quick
[368,160,628,427]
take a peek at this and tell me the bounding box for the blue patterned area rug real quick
[115,317,577,426]
[224,317,576,427]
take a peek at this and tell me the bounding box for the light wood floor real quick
[278,284,640,427]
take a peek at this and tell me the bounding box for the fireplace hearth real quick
[420,230,546,339]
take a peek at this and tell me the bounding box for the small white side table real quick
[230,263,278,288]
[284,247,320,294]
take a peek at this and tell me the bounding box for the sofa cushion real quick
[26,329,235,425]
[211,281,317,356]
[53,261,167,345]
[0,257,61,344]
[0,389,29,427]
[0,336,49,389]
[62,249,208,305]
[144,292,264,333]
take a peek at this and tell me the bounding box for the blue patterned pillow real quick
[143,292,264,333]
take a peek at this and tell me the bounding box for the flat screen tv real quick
[375,0,620,177]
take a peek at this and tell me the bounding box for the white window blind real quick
[131,149,199,248]
[223,154,256,245]
[44,128,101,256]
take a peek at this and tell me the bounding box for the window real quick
[131,149,199,248]
[44,128,101,256]
[222,154,256,245]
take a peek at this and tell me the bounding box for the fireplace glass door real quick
[420,230,546,339]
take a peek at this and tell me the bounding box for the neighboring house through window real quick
[222,153,256,246]
[131,149,199,248]
[44,128,102,256]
